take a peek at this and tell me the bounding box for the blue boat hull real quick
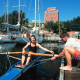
[0,50,46,80]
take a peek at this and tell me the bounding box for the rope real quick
[31,59,51,68]
[36,58,51,62]
[8,55,22,61]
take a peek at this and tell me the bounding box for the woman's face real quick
[30,37,36,43]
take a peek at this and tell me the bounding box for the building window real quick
[47,11,50,13]
[55,17,56,19]
[55,14,56,16]
[48,9,51,10]
[52,8,56,10]
[52,11,55,13]
[52,14,53,16]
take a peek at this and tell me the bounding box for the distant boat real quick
[0,35,16,43]
[0,22,20,43]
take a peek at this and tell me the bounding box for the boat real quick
[0,50,46,80]
[1,0,43,44]
[0,34,17,43]
[0,43,16,52]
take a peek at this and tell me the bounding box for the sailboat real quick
[1,0,29,44]
[30,0,43,43]
[2,0,43,44]
[15,0,43,44]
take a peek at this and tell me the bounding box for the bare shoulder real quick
[26,42,30,46]
[36,42,40,46]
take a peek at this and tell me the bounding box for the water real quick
[0,42,64,79]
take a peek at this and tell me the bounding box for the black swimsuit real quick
[28,43,37,59]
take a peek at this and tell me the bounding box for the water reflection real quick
[37,60,59,78]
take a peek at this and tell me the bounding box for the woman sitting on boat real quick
[20,35,54,68]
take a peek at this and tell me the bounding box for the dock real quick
[59,58,80,80]
[42,34,62,42]
[65,67,80,80]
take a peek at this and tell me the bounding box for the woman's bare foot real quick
[60,66,72,71]
[15,64,22,68]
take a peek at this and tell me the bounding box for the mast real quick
[7,0,9,23]
[35,0,36,31]
[59,20,60,36]
[12,0,25,25]
[6,0,9,33]
[19,0,20,24]
[5,0,7,22]
[38,0,40,34]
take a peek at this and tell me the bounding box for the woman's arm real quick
[22,42,30,51]
[37,43,54,54]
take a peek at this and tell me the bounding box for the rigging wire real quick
[30,58,51,68]
[27,0,33,18]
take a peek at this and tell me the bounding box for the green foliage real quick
[44,21,64,33]
[0,10,29,30]
[44,21,54,31]
[9,11,18,25]
[44,16,80,33]
[63,16,80,31]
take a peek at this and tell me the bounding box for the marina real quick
[0,39,80,80]
[0,0,80,80]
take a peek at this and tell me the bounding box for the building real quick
[29,20,44,28]
[44,7,59,23]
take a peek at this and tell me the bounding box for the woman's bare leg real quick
[21,51,27,65]
[25,54,31,65]
[21,55,25,65]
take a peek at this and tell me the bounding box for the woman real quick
[18,35,54,68]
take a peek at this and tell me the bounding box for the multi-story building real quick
[44,7,59,23]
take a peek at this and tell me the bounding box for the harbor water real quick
[0,42,64,80]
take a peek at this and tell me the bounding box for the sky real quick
[0,0,80,22]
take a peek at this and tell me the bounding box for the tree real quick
[44,21,64,33]
[63,16,80,31]
[9,10,25,25]
[44,21,54,32]
[0,17,3,28]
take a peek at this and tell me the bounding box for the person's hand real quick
[51,57,56,60]
[22,49,26,55]
[50,51,54,54]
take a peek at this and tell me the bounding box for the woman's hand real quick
[50,51,54,54]
[22,49,26,55]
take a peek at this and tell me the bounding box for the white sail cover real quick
[2,23,20,29]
